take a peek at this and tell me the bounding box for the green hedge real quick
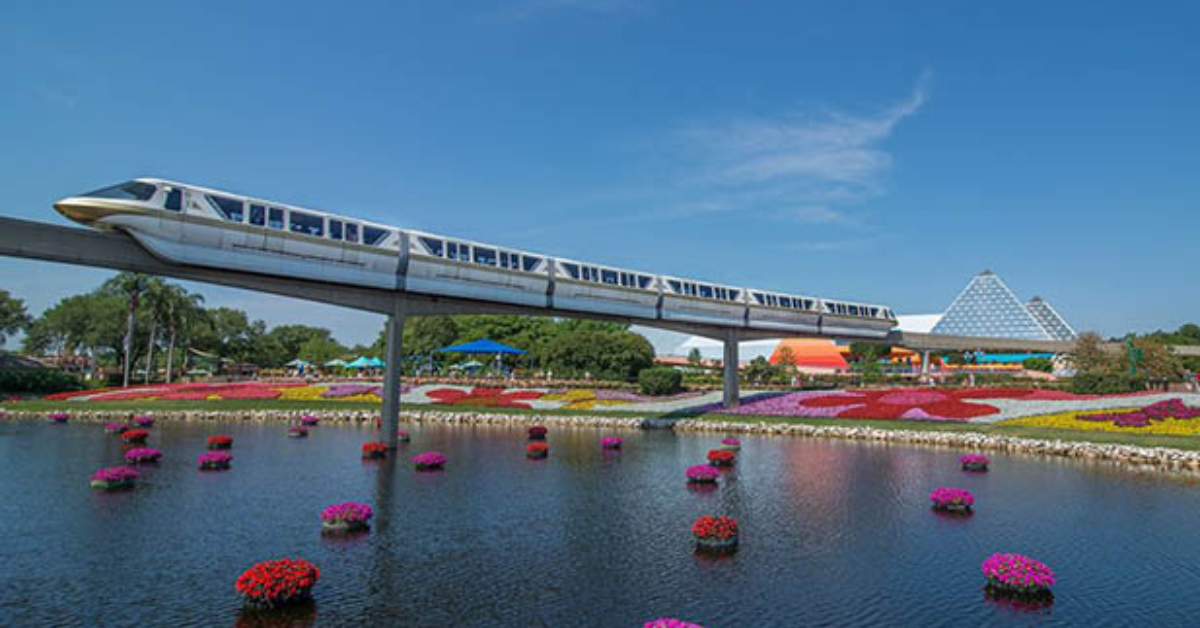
[638,367,683,396]
[0,368,84,395]
[1068,372,1146,395]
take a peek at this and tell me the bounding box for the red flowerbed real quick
[207,435,233,449]
[707,449,736,465]
[361,442,388,458]
[526,442,549,458]
[235,558,320,609]
[121,429,150,444]
[692,515,739,540]
[44,382,306,402]
[426,387,544,409]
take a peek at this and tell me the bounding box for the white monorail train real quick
[53,179,897,338]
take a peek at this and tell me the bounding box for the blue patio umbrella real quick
[435,339,527,355]
[345,356,385,369]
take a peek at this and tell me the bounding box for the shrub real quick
[1023,357,1054,373]
[638,367,682,396]
[1069,372,1146,394]
[0,367,83,395]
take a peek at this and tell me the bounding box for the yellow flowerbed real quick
[276,386,327,401]
[1003,410,1200,436]
[541,389,632,411]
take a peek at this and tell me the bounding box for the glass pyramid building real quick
[930,270,1074,340]
[1026,296,1077,341]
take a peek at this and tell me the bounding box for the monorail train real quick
[53,178,897,338]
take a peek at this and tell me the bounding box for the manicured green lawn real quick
[6,398,1200,451]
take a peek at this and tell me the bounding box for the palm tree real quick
[162,286,204,383]
[141,282,172,384]
[104,273,162,387]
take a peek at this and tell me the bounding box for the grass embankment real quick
[6,399,1200,451]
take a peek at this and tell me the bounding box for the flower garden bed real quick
[527,425,548,440]
[299,415,320,427]
[526,442,549,459]
[600,435,622,450]
[692,515,739,554]
[320,502,373,534]
[929,487,974,513]
[90,466,139,491]
[413,451,446,471]
[121,428,150,444]
[124,447,163,464]
[720,437,741,451]
[706,449,736,467]
[982,553,1055,600]
[686,465,721,485]
[960,454,990,472]
[236,558,320,610]
[361,442,388,459]
[207,435,233,450]
[198,452,232,471]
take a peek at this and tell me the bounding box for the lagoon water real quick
[2,419,1199,627]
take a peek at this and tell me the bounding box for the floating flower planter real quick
[287,426,309,439]
[961,454,990,472]
[720,437,741,451]
[47,412,69,424]
[982,553,1055,600]
[132,415,155,428]
[236,558,321,610]
[299,415,320,427]
[104,422,128,434]
[207,435,234,450]
[686,464,721,484]
[397,430,411,443]
[198,452,232,471]
[361,442,388,459]
[320,501,373,534]
[600,435,623,450]
[528,425,548,440]
[526,442,549,459]
[90,466,139,491]
[124,447,163,464]
[706,449,736,467]
[929,487,974,513]
[121,428,150,444]
[692,515,739,554]
[643,619,707,628]
[413,451,446,471]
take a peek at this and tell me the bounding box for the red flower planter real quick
[361,442,388,459]
[121,429,150,444]
[207,435,233,450]
[706,449,736,467]
[235,558,320,610]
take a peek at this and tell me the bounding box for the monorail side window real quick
[637,276,652,289]
[752,293,766,305]
[668,280,682,293]
[268,208,284,229]
[164,188,182,211]
[729,290,739,301]
[363,226,389,246]
[699,285,713,299]
[289,211,323,237]
[780,296,792,308]
[523,256,542,272]
[249,204,266,227]
[561,263,580,279]
[474,247,497,266]
[345,223,359,243]
[329,220,344,240]
[83,181,157,201]
[499,252,509,267]
[206,195,245,222]
[602,269,618,285]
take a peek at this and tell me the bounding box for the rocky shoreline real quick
[7,408,1200,474]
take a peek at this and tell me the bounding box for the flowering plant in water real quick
[929,487,974,511]
[982,553,1056,596]
[104,422,128,434]
[320,502,373,524]
[235,558,320,609]
[692,515,739,540]
[287,426,309,438]
[707,449,736,466]
[121,428,150,444]
[124,447,163,463]
[207,435,234,449]
[686,465,721,483]
[644,620,706,628]
[526,442,549,458]
[132,415,155,427]
[960,454,990,470]
[721,437,740,446]
[398,430,411,443]
[361,442,388,458]
[198,451,232,470]
[528,425,548,439]
[91,466,140,484]
[600,435,622,449]
[413,451,447,470]
[48,412,68,423]
[299,415,320,426]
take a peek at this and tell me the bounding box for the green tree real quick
[23,292,127,362]
[160,285,205,383]
[849,342,889,363]
[538,329,654,381]
[1068,331,1117,374]
[404,316,460,356]
[0,290,32,346]
[264,324,335,365]
[687,348,704,369]
[297,336,347,366]
[100,273,164,386]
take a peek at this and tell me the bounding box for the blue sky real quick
[2,0,1197,347]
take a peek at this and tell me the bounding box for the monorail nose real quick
[54,197,98,224]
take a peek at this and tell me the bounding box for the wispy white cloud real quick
[777,205,862,226]
[483,0,650,22]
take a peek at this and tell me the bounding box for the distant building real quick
[929,270,1076,341]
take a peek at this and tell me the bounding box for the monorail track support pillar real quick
[382,299,406,449]
[722,331,740,409]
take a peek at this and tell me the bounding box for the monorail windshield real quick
[82,181,157,202]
